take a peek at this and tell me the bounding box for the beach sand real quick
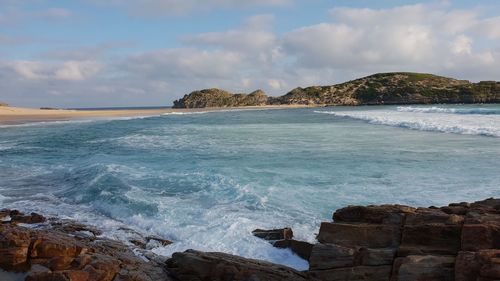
[0,105,313,125]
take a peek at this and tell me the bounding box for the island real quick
[173,72,500,108]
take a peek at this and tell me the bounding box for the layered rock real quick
[0,210,171,281]
[172,72,500,108]
[2,198,500,281]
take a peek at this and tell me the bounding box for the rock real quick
[391,255,455,281]
[309,243,357,270]
[461,213,500,251]
[0,224,31,271]
[455,250,500,281]
[273,239,313,261]
[308,265,392,281]
[333,204,415,225]
[252,228,293,241]
[405,208,464,225]
[317,222,401,248]
[399,224,462,255]
[145,235,173,246]
[10,212,46,224]
[357,248,396,266]
[166,249,308,281]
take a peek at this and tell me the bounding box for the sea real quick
[1,104,499,270]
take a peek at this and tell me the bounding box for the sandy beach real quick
[0,105,313,125]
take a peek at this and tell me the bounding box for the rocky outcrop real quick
[0,210,172,281]
[172,72,500,108]
[0,102,8,107]
[172,88,269,108]
[2,198,500,280]
[166,250,308,281]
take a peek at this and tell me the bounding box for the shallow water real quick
[1,104,499,269]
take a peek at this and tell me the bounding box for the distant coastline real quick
[173,72,500,108]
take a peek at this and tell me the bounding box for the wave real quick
[162,111,209,115]
[315,110,500,137]
[396,106,500,115]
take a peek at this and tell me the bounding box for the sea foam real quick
[315,110,500,137]
[397,106,500,115]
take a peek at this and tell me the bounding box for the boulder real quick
[166,249,308,281]
[333,205,415,225]
[391,255,455,281]
[252,228,293,241]
[272,239,313,261]
[317,222,401,248]
[0,225,31,271]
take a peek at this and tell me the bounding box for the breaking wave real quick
[396,106,500,115]
[315,110,500,137]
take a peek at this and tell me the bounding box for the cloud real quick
[0,7,71,24]
[4,60,102,81]
[95,0,292,16]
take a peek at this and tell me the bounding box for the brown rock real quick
[317,222,401,248]
[461,213,500,251]
[166,249,308,281]
[25,271,69,281]
[308,265,392,281]
[252,228,293,240]
[455,250,500,281]
[405,208,464,225]
[10,212,46,224]
[357,247,396,266]
[145,235,173,246]
[391,255,455,281]
[0,224,31,271]
[31,233,87,259]
[309,243,357,270]
[273,239,313,261]
[399,224,461,255]
[333,204,415,225]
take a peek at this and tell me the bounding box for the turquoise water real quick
[1,105,500,269]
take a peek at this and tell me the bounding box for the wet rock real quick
[145,235,173,247]
[252,227,293,241]
[357,247,396,266]
[10,212,46,224]
[317,222,401,248]
[308,265,392,281]
[333,204,415,225]
[273,239,314,261]
[391,255,455,281]
[166,249,308,281]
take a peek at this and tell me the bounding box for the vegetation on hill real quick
[0,102,8,107]
[172,73,500,108]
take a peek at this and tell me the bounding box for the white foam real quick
[162,111,209,115]
[397,106,500,115]
[315,110,500,137]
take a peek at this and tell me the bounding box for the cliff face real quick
[172,73,500,108]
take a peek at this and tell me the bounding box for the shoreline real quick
[1,198,498,280]
[0,104,316,126]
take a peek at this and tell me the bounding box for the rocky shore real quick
[1,198,499,281]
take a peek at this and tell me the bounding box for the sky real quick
[1,0,500,107]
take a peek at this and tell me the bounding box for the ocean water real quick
[1,104,500,269]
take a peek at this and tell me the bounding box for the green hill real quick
[172,73,500,108]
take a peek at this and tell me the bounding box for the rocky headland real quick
[172,72,500,108]
[1,197,499,281]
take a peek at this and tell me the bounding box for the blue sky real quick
[1,0,500,107]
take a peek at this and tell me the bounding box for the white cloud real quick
[5,60,101,81]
